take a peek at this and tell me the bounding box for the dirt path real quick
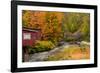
[29,42,90,62]
[29,43,69,62]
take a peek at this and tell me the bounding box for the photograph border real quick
[11,1,97,72]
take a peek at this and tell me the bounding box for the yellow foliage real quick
[47,45,90,61]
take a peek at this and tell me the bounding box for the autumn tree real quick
[22,10,64,44]
[22,10,46,29]
[22,10,90,43]
[43,12,63,44]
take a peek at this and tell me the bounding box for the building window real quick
[23,33,31,40]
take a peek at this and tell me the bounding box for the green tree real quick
[80,14,90,41]
[63,13,83,33]
[63,12,90,42]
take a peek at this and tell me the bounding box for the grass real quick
[47,45,90,61]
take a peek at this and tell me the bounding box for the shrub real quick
[23,45,33,54]
[65,37,77,42]
[23,45,32,49]
[29,48,37,54]
[28,40,55,54]
[34,40,55,52]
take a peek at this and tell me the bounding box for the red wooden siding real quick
[22,28,41,46]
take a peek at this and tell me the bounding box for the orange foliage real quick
[22,10,64,41]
